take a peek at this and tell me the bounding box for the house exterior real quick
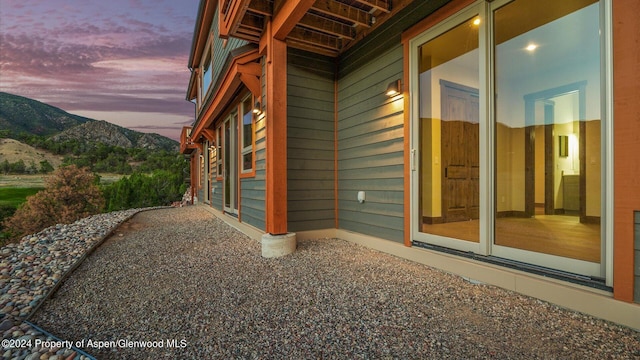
[181,0,640,329]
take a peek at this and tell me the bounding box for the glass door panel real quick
[416,14,481,245]
[493,0,602,273]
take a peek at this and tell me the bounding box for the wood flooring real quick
[421,214,601,263]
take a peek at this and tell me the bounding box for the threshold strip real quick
[412,241,611,292]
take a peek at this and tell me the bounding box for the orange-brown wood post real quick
[264,23,288,235]
[613,0,640,302]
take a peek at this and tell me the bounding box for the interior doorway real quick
[525,84,586,220]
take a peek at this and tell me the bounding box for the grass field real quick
[0,173,123,188]
[0,187,43,207]
[0,187,43,244]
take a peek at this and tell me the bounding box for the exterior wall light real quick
[253,100,262,114]
[386,80,402,97]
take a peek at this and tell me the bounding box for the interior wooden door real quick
[441,81,479,223]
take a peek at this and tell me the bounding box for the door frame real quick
[203,140,211,204]
[409,3,486,254]
[223,111,238,215]
[408,0,610,280]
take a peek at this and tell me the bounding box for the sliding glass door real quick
[410,0,607,279]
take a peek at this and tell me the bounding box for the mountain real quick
[51,120,178,151]
[0,92,178,152]
[0,92,92,136]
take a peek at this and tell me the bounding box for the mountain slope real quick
[0,138,64,167]
[0,92,178,152]
[51,120,178,151]
[0,92,92,136]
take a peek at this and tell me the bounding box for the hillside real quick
[51,120,178,151]
[0,92,178,152]
[0,139,64,167]
[0,92,92,136]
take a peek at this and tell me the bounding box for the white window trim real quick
[240,94,254,174]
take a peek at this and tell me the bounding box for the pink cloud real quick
[0,0,199,140]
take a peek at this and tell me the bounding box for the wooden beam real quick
[237,62,261,76]
[238,62,262,97]
[240,12,264,31]
[299,12,356,39]
[288,26,342,52]
[248,0,273,16]
[312,0,372,28]
[265,22,289,235]
[273,0,316,40]
[286,38,340,57]
[220,0,252,38]
[354,0,390,13]
[342,0,415,53]
[202,129,215,142]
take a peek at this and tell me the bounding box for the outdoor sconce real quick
[386,80,402,97]
[252,101,262,114]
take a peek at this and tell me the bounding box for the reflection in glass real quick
[241,97,253,171]
[494,0,601,262]
[418,16,480,242]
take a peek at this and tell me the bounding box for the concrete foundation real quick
[261,233,297,258]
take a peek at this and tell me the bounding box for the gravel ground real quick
[32,206,640,359]
[1,208,144,360]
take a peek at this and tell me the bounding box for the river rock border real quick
[1,207,166,359]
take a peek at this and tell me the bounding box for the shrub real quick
[103,170,186,211]
[3,165,105,239]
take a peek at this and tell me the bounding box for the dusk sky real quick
[0,0,200,140]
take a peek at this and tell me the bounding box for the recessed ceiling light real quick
[526,43,538,52]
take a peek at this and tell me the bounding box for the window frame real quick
[200,35,214,108]
[239,94,256,177]
[216,125,223,181]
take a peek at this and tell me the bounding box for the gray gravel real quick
[31,206,640,359]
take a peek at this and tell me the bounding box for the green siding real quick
[211,178,222,211]
[337,40,404,243]
[334,0,449,243]
[287,48,336,232]
[211,10,247,85]
[195,9,248,120]
[240,113,266,230]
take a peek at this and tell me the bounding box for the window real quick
[202,54,212,97]
[209,141,217,179]
[240,95,255,173]
[410,0,608,280]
